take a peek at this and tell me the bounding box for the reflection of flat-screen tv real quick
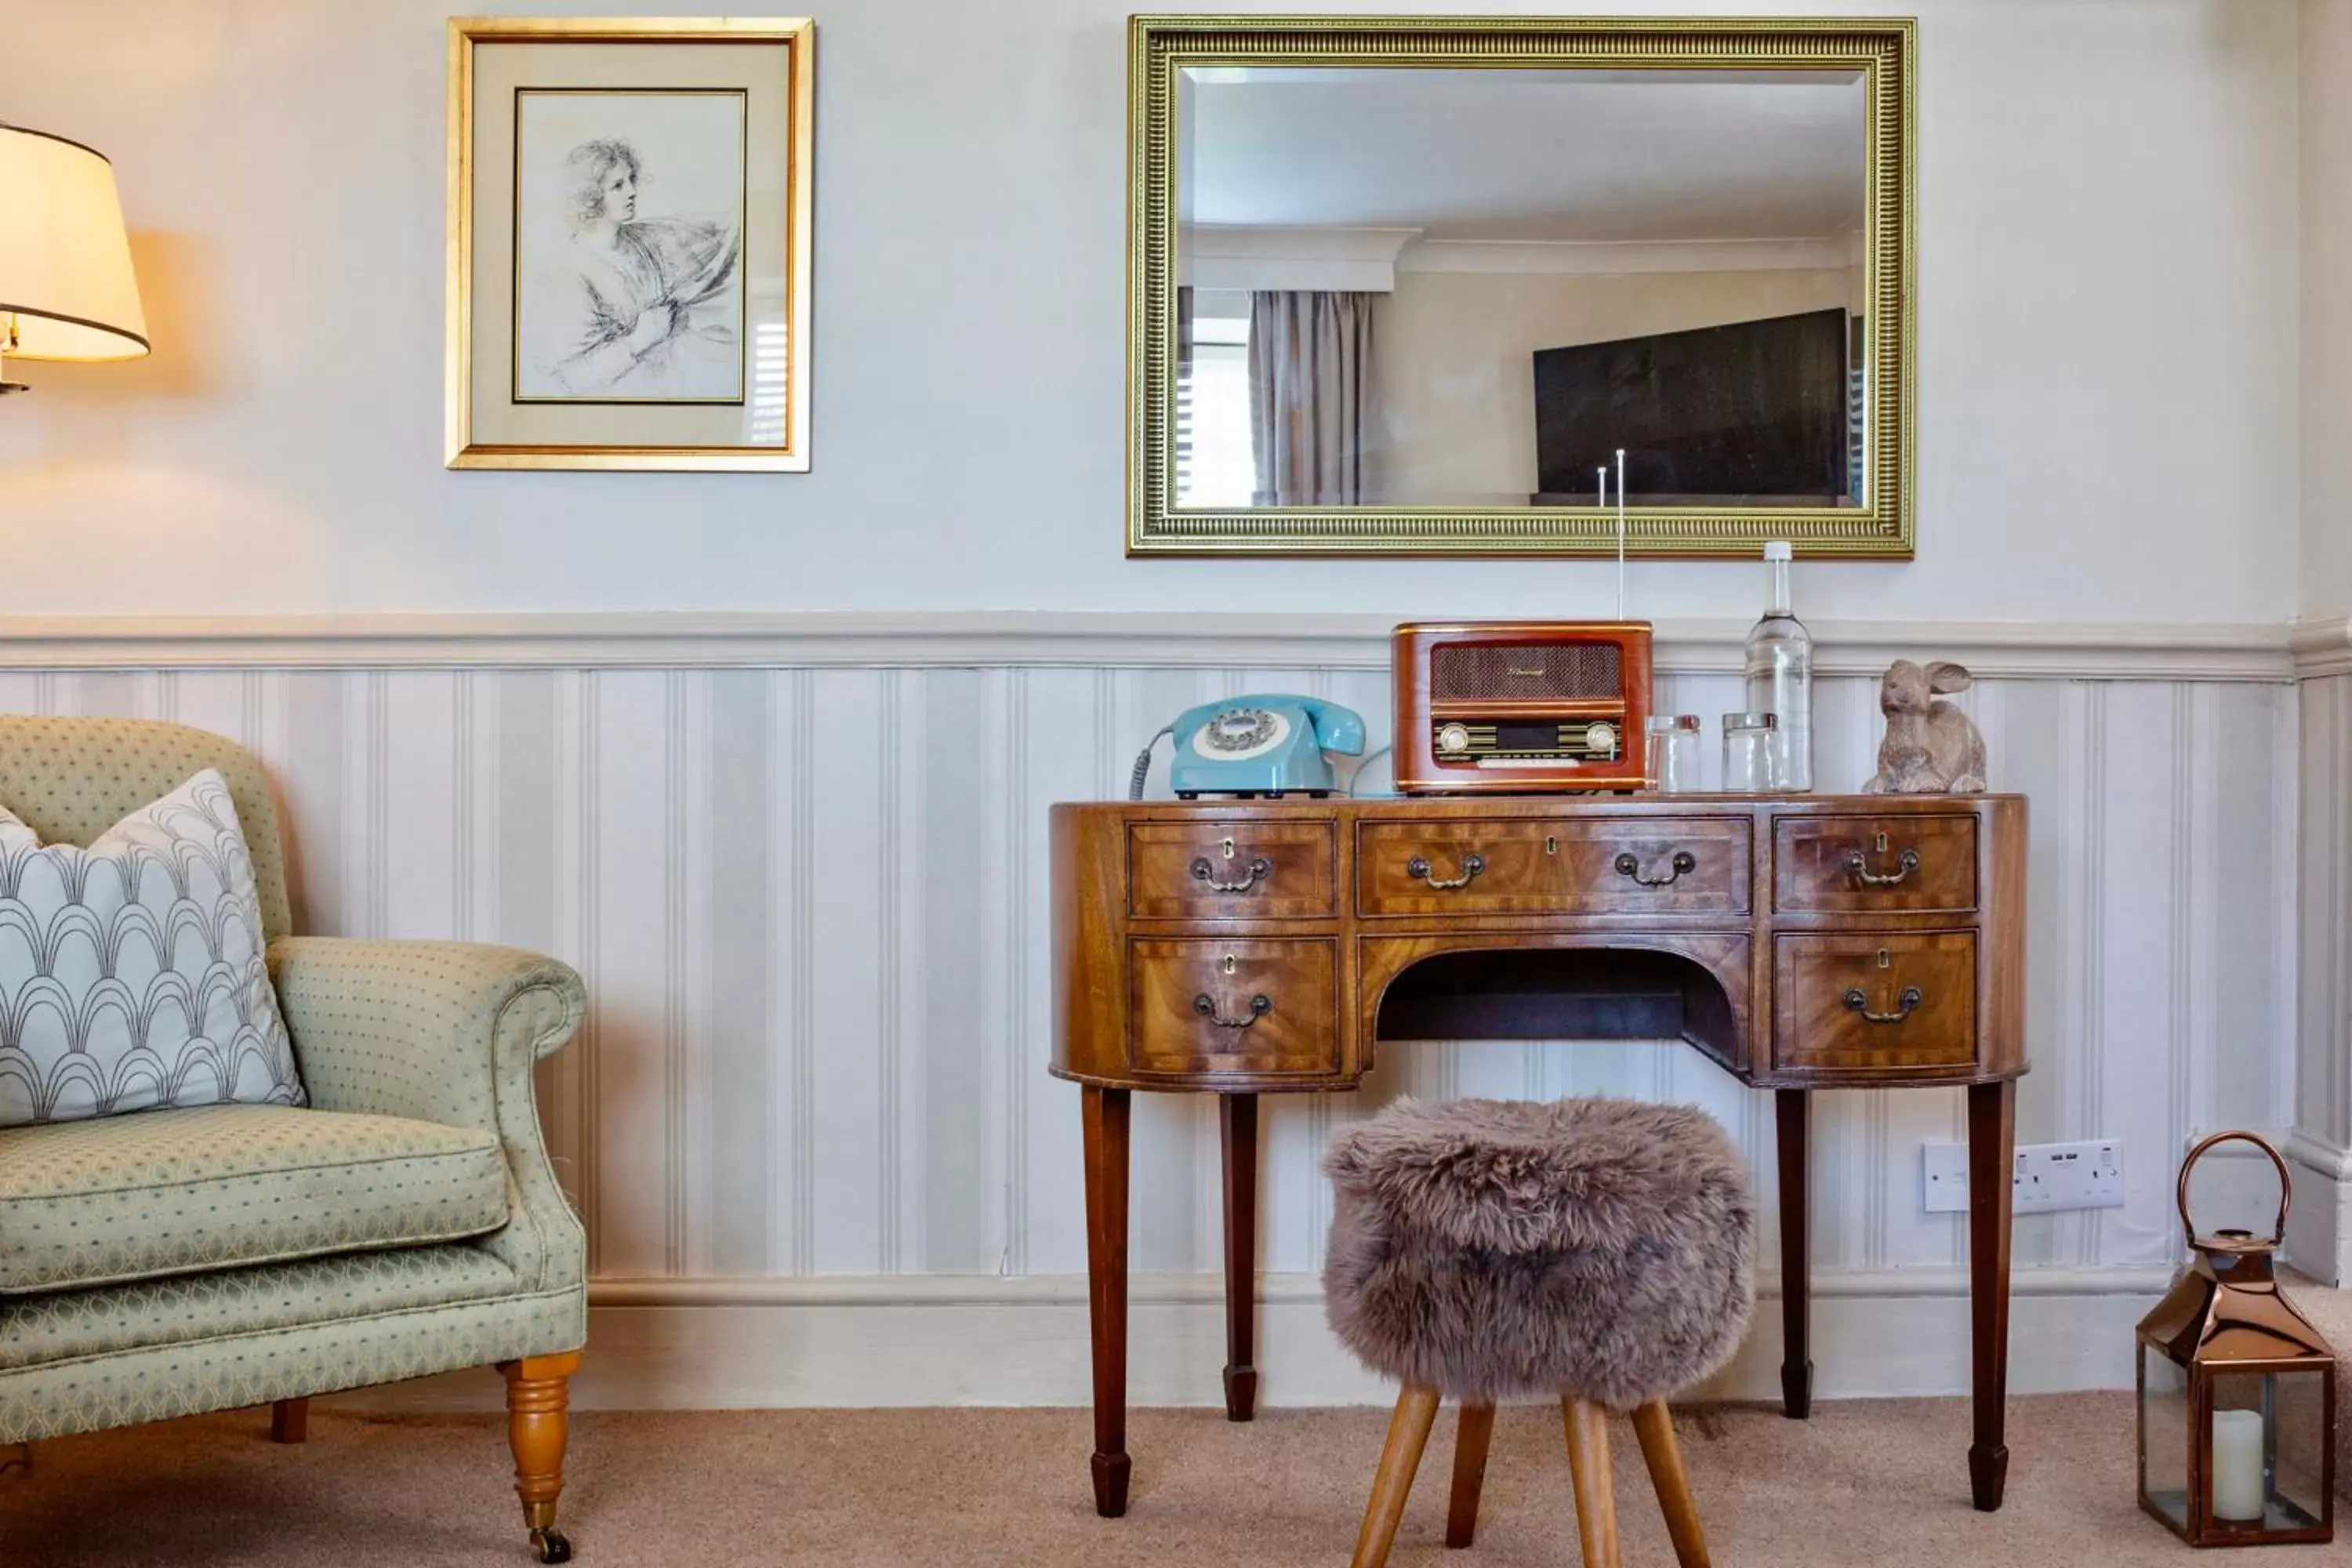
[1534,308,1851,503]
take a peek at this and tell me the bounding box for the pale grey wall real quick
[0,0,2307,626]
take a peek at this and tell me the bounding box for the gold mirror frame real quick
[1126,15,1917,558]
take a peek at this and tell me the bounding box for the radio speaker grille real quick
[1433,642,1621,702]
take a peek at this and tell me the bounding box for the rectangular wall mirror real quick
[1126,16,1916,557]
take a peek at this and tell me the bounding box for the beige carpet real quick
[0,1392,2324,1566]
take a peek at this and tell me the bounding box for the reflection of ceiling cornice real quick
[1186,225,1424,263]
[1179,225,1424,292]
[1399,235,1862,276]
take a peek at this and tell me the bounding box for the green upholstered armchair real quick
[0,717,589,1563]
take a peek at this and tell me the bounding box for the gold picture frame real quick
[446,16,814,471]
[1127,15,1917,557]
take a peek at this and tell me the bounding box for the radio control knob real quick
[1436,723,1471,754]
[1587,721,1617,754]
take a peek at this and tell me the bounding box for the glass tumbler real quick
[1646,714,1702,793]
[1722,712,1777,793]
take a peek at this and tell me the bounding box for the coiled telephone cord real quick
[1128,725,1174,801]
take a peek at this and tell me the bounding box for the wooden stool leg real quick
[1446,1400,1497,1548]
[1631,1401,1710,1568]
[270,1398,310,1444]
[499,1350,583,1565]
[1352,1385,1442,1568]
[1562,1399,1621,1568]
[0,1442,28,1478]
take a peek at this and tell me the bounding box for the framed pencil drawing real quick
[447,17,813,470]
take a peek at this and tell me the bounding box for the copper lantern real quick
[2137,1132,2336,1547]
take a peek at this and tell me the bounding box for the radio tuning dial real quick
[1587,721,1617,754]
[1436,723,1472,755]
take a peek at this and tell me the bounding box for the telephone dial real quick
[1128,695,1367,800]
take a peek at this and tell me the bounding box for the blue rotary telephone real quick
[1130,695,1367,800]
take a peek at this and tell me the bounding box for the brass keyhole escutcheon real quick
[1878,948,1892,969]
[1545,835,1559,856]
[1874,831,1889,853]
[1221,954,1237,976]
[1221,836,1236,861]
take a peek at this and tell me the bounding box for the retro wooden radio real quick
[1392,622,1655,793]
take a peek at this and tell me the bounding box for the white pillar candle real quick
[2212,1408,2267,1523]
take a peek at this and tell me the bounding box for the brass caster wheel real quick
[531,1526,572,1563]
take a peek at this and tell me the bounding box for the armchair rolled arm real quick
[267,937,587,1293]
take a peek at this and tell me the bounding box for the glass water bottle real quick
[1743,540,1813,791]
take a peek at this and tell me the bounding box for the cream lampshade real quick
[0,122,148,389]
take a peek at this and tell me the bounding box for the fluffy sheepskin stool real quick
[1323,1097,1755,1568]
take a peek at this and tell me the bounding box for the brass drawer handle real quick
[1843,985,1924,1025]
[1613,850,1697,888]
[1843,846,1922,887]
[1191,855,1272,894]
[1406,852,1485,890]
[1194,993,1272,1029]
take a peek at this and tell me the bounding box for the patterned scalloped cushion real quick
[0,1103,511,1294]
[0,768,303,1127]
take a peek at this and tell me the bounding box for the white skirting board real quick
[2286,1134,2352,1287]
[325,1269,2169,1414]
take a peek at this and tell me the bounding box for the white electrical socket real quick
[1922,1138,2125,1215]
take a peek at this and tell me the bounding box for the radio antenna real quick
[1596,464,1613,615]
[1613,448,1629,621]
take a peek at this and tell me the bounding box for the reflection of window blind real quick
[1176,336,1252,507]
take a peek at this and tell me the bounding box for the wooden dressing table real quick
[1051,793,2027,1519]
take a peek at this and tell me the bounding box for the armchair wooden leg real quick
[270,1398,310,1444]
[1352,1384,1442,1568]
[1445,1401,1496,1548]
[499,1350,583,1565]
[1562,1399,1621,1568]
[1631,1400,1710,1568]
[0,1442,28,1478]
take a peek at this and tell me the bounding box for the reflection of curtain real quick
[1247,291,1373,506]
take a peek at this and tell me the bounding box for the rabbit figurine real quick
[1864,659,1987,793]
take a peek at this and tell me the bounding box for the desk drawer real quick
[1773,932,1977,1076]
[1356,817,1750,917]
[1774,815,1978,913]
[1127,820,1337,920]
[1128,939,1340,1077]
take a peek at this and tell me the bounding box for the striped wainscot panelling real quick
[2290,622,2352,1282]
[0,642,2300,1409]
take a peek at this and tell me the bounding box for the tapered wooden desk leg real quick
[1219,1092,1260,1422]
[1631,1401,1710,1568]
[1775,1088,1813,1420]
[1352,1385,1441,1568]
[270,1398,309,1444]
[1562,1399,1622,1568]
[1446,1401,1496,1548]
[1083,1085,1134,1517]
[1967,1079,2016,1512]
[499,1348,582,1564]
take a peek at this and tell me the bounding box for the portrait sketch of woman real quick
[514,89,746,402]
